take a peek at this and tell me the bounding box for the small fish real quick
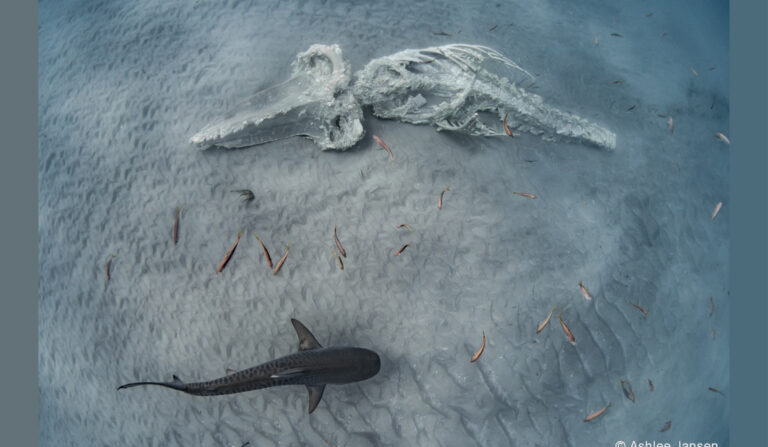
[488,25,498,31]
[594,35,599,46]
[333,251,344,271]
[629,301,648,316]
[438,187,450,209]
[626,105,636,112]
[621,380,635,403]
[659,420,672,432]
[708,387,725,396]
[715,132,730,145]
[711,201,722,221]
[334,226,347,258]
[173,206,182,245]
[373,135,394,164]
[233,189,255,203]
[217,230,242,273]
[558,314,576,345]
[612,80,625,85]
[660,32,668,38]
[470,330,486,363]
[578,281,592,301]
[273,244,291,276]
[254,232,273,268]
[397,223,414,233]
[393,243,411,256]
[105,254,117,281]
[712,329,717,340]
[711,100,716,110]
[513,192,537,199]
[709,66,716,71]
[583,403,611,422]
[610,32,623,37]
[432,31,452,37]
[536,307,555,334]
[648,379,655,392]
[690,67,698,76]
[645,12,654,17]
[709,296,714,317]
[668,117,674,135]
[503,112,514,137]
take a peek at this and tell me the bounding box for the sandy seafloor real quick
[38,0,730,446]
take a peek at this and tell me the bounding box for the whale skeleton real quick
[190,44,616,151]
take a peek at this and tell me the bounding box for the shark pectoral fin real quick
[291,319,323,351]
[306,385,326,414]
[172,375,183,384]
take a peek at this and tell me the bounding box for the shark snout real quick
[359,349,381,380]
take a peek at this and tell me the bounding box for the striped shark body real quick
[118,319,381,413]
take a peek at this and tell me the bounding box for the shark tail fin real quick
[117,375,186,392]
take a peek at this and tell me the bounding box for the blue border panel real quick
[731,1,767,446]
[0,0,38,445]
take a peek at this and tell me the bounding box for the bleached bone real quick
[190,44,364,150]
[353,44,616,149]
[191,44,615,151]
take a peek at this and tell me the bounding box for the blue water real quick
[38,0,729,445]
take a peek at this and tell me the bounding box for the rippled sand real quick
[38,0,729,445]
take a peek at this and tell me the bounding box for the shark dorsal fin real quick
[291,319,322,351]
[306,385,326,414]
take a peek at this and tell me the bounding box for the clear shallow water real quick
[38,0,729,446]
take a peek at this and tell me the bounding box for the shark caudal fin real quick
[307,385,326,413]
[117,374,186,392]
[291,319,322,351]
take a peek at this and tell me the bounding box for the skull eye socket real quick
[404,61,424,74]
[307,55,333,76]
[328,115,344,142]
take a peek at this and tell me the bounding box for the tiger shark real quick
[117,319,381,414]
